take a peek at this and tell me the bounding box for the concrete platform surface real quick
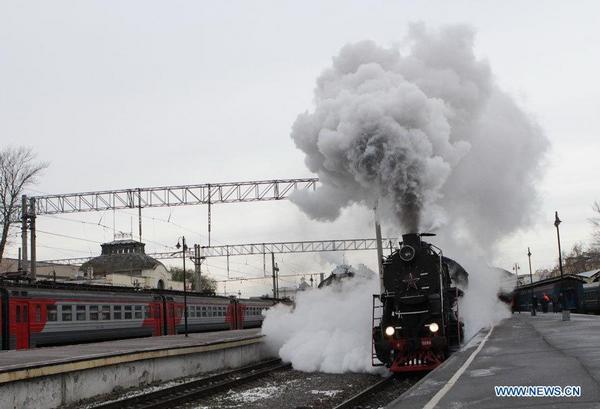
[388,313,600,408]
[0,329,261,374]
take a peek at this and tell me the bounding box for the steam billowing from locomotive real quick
[265,24,549,374]
[291,24,548,246]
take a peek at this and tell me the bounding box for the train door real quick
[151,302,162,336]
[0,294,3,350]
[165,300,176,335]
[227,300,238,330]
[12,300,29,349]
[236,302,245,329]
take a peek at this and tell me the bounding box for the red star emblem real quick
[403,273,420,290]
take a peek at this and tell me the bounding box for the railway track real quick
[332,375,395,409]
[93,358,291,409]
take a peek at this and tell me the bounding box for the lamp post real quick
[513,263,521,313]
[554,211,569,321]
[176,237,189,336]
[528,247,536,316]
[513,263,521,285]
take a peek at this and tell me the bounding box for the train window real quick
[134,305,142,319]
[15,305,21,323]
[201,306,207,317]
[35,305,41,322]
[62,305,73,321]
[47,305,57,321]
[101,305,111,320]
[114,305,122,319]
[24,305,28,322]
[76,305,86,321]
[90,305,99,320]
[124,305,132,319]
[143,305,150,319]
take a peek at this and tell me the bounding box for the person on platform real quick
[542,293,550,313]
[557,292,564,312]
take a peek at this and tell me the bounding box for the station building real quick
[79,239,183,290]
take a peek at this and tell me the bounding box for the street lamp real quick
[554,211,569,321]
[176,237,189,337]
[528,247,536,316]
[513,263,521,285]
[513,263,521,313]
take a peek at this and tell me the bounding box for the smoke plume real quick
[268,24,548,373]
[290,23,548,246]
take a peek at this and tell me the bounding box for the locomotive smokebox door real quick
[401,233,421,248]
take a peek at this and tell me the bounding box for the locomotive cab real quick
[372,233,464,372]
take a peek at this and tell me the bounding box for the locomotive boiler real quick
[372,233,464,372]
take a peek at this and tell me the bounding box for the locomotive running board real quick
[396,310,429,315]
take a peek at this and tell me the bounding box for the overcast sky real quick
[1,1,599,296]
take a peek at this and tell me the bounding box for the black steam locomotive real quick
[372,233,465,372]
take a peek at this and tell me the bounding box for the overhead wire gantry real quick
[39,237,397,298]
[16,178,318,279]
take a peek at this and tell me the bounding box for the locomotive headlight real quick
[385,326,395,336]
[428,322,439,333]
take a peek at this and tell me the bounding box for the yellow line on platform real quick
[0,337,262,385]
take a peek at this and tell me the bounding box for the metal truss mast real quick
[40,237,397,265]
[27,178,318,216]
[16,178,318,279]
[197,238,395,258]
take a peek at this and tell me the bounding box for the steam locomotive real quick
[372,233,465,372]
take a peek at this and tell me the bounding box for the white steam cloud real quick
[262,271,384,374]
[290,23,548,245]
[265,24,548,373]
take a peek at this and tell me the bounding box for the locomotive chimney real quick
[402,233,421,248]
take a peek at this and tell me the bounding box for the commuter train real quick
[0,281,274,350]
[372,233,465,372]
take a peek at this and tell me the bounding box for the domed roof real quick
[80,239,164,275]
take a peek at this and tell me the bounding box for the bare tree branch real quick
[590,201,600,249]
[0,146,49,262]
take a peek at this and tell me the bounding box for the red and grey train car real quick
[0,281,274,350]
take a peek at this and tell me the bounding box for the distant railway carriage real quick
[165,293,233,335]
[0,281,275,350]
[582,282,600,314]
[513,276,585,313]
[238,298,274,329]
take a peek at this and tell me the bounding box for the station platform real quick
[0,329,267,409]
[388,313,600,409]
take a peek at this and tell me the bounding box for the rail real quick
[93,358,290,409]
